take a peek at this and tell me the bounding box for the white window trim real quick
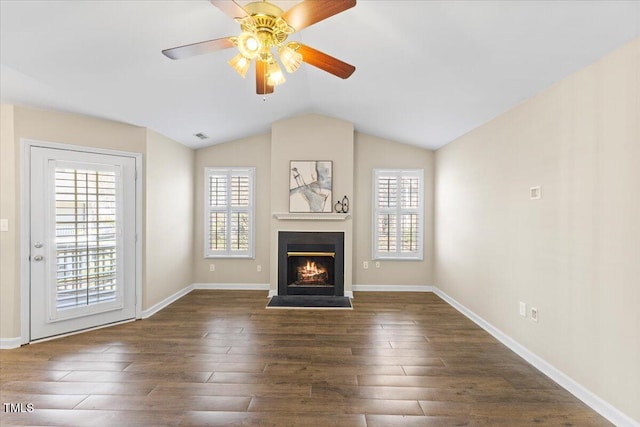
[204,167,255,259]
[372,168,424,261]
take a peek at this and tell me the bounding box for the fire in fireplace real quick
[288,252,334,287]
[299,261,325,283]
[278,232,344,296]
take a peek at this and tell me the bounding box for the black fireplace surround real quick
[278,231,345,297]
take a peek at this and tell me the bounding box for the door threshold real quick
[29,318,136,345]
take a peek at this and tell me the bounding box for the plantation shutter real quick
[373,169,424,260]
[205,168,254,258]
[55,167,120,310]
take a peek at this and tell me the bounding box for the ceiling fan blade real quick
[282,0,356,32]
[256,61,274,95]
[162,37,234,60]
[296,44,355,79]
[209,0,248,19]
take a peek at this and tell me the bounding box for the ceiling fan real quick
[162,0,356,95]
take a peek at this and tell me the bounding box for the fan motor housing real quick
[244,1,283,17]
[239,2,293,58]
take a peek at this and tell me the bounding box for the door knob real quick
[33,255,44,261]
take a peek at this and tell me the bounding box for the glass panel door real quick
[30,146,136,340]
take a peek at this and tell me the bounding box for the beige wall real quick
[353,133,435,286]
[13,106,148,153]
[435,38,640,422]
[269,114,354,294]
[1,105,17,338]
[145,129,195,308]
[193,134,271,284]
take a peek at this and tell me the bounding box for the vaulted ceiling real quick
[1,0,638,149]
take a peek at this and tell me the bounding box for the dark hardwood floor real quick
[1,291,610,426]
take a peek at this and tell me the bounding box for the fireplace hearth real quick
[278,232,344,296]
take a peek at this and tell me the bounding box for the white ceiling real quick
[1,1,638,150]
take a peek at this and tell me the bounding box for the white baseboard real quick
[141,284,194,319]
[142,283,271,319]
[0,336,22,350]
[352,284,435,293]
[193,283,270,291]
[431,287,639,427]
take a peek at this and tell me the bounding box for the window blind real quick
[55,168,118,310]
[205,168,254,258]
[373,169,424,260]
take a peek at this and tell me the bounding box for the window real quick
[373,169,424,260]
[204,167,255,258]
[55,167,119,309]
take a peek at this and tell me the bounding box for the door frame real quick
[20,139,143,345]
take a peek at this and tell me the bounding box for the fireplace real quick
[278,231,344,296]
[288,252,334,287]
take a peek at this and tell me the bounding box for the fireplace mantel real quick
[273,213,350,221]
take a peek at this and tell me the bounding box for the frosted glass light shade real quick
[266,60,286,86]
[278,45,302,73]
[237,31,260,59]
[228,54,251,78]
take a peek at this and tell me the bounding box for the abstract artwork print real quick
[289,161,332,212]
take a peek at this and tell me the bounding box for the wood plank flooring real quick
[1,291,610,426]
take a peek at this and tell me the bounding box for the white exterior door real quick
[29,146,137,341]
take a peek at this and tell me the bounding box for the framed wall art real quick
[289,161,333,213]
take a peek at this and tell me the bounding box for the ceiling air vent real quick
[194,132,209,140]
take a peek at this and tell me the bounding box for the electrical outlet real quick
[530,307,539,322]
[530,186,542,200]
[375,261,380,268]
[519,301,527,317]
[0,219,8,232]
[257,265,262,272]
[363,261,369,269]
[209,264,216,272]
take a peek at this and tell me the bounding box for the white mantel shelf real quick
[273,213,351,221]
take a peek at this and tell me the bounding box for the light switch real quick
[0,219,8,232]
[519,301,526,317]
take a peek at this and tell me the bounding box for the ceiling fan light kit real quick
[162,0,357,95]
[278,44,303,73]
[228,53,251,78]
[266,60,286,86]
[235,31,261,59]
